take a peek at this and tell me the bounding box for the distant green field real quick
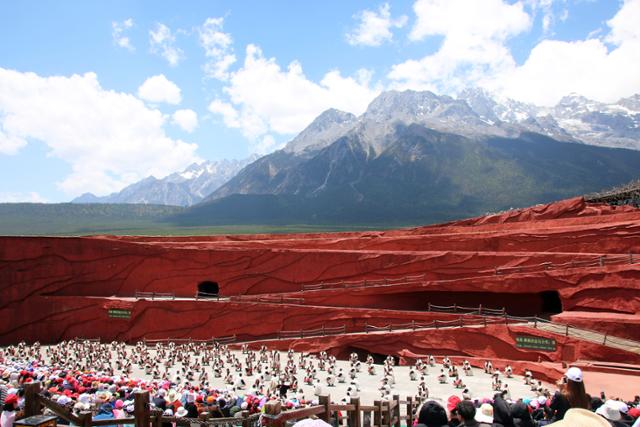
[0,203,402,236]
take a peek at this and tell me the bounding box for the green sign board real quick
[515,335,556,351]
[108,309,131,319]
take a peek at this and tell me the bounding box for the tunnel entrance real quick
[347,290,564,317]
[540,290,562,314]
[197,281,219,298]
[341,347,399,365]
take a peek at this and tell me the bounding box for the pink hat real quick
[115,400,124,409]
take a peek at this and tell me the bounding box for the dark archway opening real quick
[197,281,219,298]
[540,290,562,314]
[342,290,564,316]
[340,347,399,365]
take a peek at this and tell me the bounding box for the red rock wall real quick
[240,323,640,368]
[276,264,640,315]
[0,295,484,344]
[552,312,640,341]
[1,197,639,367]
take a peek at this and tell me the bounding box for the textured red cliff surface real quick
[1,197,639,367]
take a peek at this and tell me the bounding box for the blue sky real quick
[0,0,637,202]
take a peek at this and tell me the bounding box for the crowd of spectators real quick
[1,340,638,427]
[414,367,640,426]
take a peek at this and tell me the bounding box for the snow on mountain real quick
[280,88,640,159]
[283,108,357,155]
[74,88,640,208]
[71,156,259,206]
[457,89,640,150]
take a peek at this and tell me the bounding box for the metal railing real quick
[296,254,638,293]
[426,303,505,316]
[81,308,640,353]
[130,254,636,306]
[301,274,425,292]
[195,290,224,301]
[134,290,175,300]
[228,295,305,304]
[142,335,237,346]
[585,180,640,205]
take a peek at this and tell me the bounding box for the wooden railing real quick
[73,337,101,343]
[23,382,419,427]
[253,394,418,427]
[585,180,640,205]
[142,335,237,346]
[23,383,260,427]
[295,254,638,293]
[98,308,639,351]
[426,303,505,315]
[301,274,425,292]
[228,295,305,304]
[134,291,175,300]
[493,253,636,275]
[277,325,346,340]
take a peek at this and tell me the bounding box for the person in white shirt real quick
[409,368,417,381]
[0,394,18,427]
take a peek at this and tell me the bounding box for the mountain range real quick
[67,88,640,226]
[72,156,258,206]
[170,89,640,225]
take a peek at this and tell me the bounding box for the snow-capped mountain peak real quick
[454,89,640,149]
[71,155,260,206]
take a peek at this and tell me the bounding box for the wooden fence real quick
[142,335,237,346]
[92,305,638,351]
[296,254,638,292]
[426,303,505,316]
[228,295,305,305]
[22,383,419,427]
[22,382,261,427]
[301,275,425,292]
[134,291,176,300]
[261,394,418,427]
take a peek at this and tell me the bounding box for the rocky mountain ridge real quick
[73,156,258,206]
[209,89,640,203]
[286,88,640,155]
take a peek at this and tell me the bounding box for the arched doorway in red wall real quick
[333,290,564,316]
[540,290,562,314]
[197,281,219,298]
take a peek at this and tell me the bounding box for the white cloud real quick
[409,0,531,42]
[112,18,135,51]
[149,23,184,66]
[208,44,381,153]
[0,127,27,155]
[137,74,182,105]
[0,68,200,197]
[488,0,640,105]
[0,191,48,203]
[524,0,555,35]
[559,8,569,23]
[389,0,530,93]
[208,99,241,128]
[388,0,640,106]
[346,3,408,46]
[199,17,237,80]
[606,0,640,45]
[172,109,198,133]
[255,135,283,155]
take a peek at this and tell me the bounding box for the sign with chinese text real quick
[515,335,556,351]
[108,309,131,319]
